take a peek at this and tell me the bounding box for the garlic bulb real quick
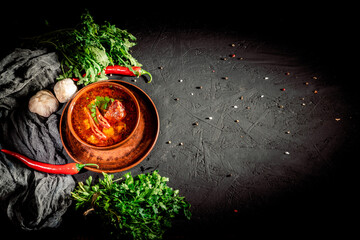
[28,90,59,117]
[54,78,77,103]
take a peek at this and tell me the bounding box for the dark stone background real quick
[0,2,357,239]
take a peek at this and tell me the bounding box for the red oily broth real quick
[72,84,138,147]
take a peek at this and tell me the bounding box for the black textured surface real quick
[0,2,357,239]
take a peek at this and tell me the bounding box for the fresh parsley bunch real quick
[33,10,141,85]
[72,171,191,239]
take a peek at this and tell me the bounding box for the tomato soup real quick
[71,84,138,147]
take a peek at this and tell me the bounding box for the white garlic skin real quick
[54,78,77,103]
[28,90,59,117]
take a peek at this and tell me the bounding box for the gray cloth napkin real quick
[0,48,75,230]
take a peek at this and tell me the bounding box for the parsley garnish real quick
[87,96,114,123]
[71,171,191,239]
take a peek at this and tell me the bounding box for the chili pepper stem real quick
[140,69,152,83]
[76,163,99,172]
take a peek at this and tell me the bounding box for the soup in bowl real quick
[67,81,140,150]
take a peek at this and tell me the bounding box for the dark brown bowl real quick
[67,81,140,150]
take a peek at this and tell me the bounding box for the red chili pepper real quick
[105,65,152,83]
[72,65,152,83]
[1,149,99,175]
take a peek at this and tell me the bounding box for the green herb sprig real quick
[71,171,191,240]
[32,10,141,85]
[87,96,114,123]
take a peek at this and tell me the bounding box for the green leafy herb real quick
[32,10,141,85]
[87,95,114,123]
[71,171,191,240]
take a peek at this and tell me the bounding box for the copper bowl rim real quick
[66,81,141,150]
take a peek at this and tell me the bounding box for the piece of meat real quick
[84,107,107,140]
[104,100,126,123]
[96,107,111,128]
